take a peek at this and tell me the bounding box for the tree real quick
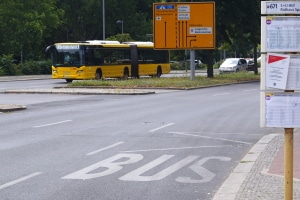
[0,0,63,61]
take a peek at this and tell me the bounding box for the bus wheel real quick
[66,79,73,83]
[156,67,162,77]
[95,69,102,80]
[123,68,129,79]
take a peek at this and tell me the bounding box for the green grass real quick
[69,72,260,89]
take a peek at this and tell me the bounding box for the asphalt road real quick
[0,79,277,200]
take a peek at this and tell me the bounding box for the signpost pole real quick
[261,1,300,198]
[284,127,293,200]
[190,50,195,80]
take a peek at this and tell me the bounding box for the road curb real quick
[0,104,27,112]
[213,133,279,200]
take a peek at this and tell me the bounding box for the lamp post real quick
[102,0,105,40]
[117,20,123,34]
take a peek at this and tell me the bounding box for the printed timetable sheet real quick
[265,92,300,127]
[286,55,300,90]
[262,16,300,52]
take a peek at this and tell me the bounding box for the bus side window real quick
[85,49,93,65]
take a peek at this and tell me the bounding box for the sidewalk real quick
[214,131,300,200]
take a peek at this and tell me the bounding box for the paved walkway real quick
[214,131,300,200]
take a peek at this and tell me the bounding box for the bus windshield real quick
[53,45,84,67]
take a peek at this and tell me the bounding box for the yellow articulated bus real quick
[45,40,170,82]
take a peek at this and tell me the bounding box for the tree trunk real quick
[207,50,214,78]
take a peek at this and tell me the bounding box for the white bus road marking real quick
[119,155,198,181]
[62,153,231,183]
[33,120,72,128]
[0,172,43,190]
[86,142,124,156]
[62,154,143,180]
[149,123,174,132]
[169,132,252,145]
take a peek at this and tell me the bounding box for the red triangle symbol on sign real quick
[268,55,287,64]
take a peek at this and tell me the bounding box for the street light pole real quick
[102,0,105,40]
[117,20,123,34]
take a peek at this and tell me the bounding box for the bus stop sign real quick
[153,2,215,50]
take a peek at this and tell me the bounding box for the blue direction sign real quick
[155,5,175,10]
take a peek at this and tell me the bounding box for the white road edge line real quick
[0,172,43,190]
[149,123,175,132]
[33,120,72,128]
[86,142,124,156]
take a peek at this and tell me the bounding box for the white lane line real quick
[213,93,230,96]
[86,142,124,156]
[120,145,232,153]
[0,172,43,190]
[243,89,258,92]
[33,120,72,128]
[169,132,252,145]
[149,123,174,132]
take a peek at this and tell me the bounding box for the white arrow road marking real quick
[0,172,43,190]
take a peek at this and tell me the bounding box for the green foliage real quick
[0,0,261,75]
[106,34,134,43]
[0,55,17,75]
[0,56,51,76]
[0,0,64,60]
[18,60,52,75]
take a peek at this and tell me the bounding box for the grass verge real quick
[69,72,260,89]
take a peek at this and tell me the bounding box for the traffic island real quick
[0,104,26,112]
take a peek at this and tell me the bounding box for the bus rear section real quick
[133,44,170,77]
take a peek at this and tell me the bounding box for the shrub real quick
[18,60,52,75]
[0,55,17,75]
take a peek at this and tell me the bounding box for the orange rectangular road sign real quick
[153,2,215,50]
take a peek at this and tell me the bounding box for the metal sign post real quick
[261,1,300,199]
